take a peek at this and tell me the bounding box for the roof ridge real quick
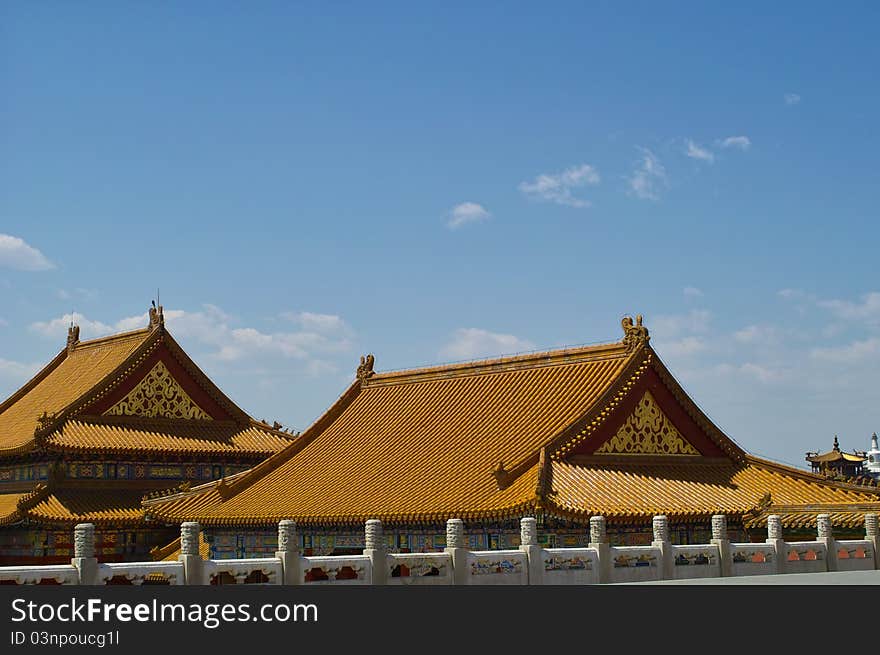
[73,327,152,349]
[368,340,630,387]
[0,349,68,418]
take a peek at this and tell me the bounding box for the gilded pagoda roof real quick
[143,316,880,527]
[0,308,294,458]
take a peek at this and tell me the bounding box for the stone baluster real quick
[865,513,879,570]
[710,514,731,577]
[766,515,786,574]
[651,515,673,580]
[519,517,543,585]
[816,514,837,572]
[275,520,301,585]
[72,523,99,585]
[179,521,204,585]
[588,516,610,584]
[444,518,469,586]
[364,519,387,585]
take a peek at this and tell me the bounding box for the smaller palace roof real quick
[145,315,880,528]
[0,305,297,528]
[0,305,294,458]
[805,436,866,464]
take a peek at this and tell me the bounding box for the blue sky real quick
[2,2,879,467]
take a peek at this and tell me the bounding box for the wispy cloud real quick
[683,286,704,299]
[718,136,751,150]
[685,140,714,163]
[29,305,356,376]
[447,202,491,229]
[0,234,54,271]
[57,288,99,302]
[518,164,599,208]
[784,93,801,106]
[734,325,778,344]
[439,328,534,361]
[817,292,880,321]
[627,148,666,201]
[810,337,880,363]
[651,309,712,341]
[0,357,41,382]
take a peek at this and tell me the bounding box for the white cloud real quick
[685,140,714,163]
[518,164,600,208]
[739,362,782,383]
[651,310,712,341]
[683,286,704,298]
[282,311,348,333]
[661,336,707,358]
[784,93,801,106]
[0,357,41,382]
[439,328,535,361]
[57,288,99,302]
[777,288,805,299]
[28,305,355,376]
[29,313,114,339]
[817,292,880,321]
[627,148,666,201]
[810,338,880,363]
[0,234,54,271]
[447,202,491,229]
[719,136,751,150]
[734,325,778,344]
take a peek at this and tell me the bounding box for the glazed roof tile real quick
[45,418,291,456]
[0,330,151,453]
[146,341,636,525]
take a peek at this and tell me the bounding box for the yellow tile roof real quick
[23,486,146,526]
[0,329,151,454]
[0,491,28,525]
[143,323,880,528]
[145,341,641,525]
[549,455,880,522]
[151,533,211,561]
[45,418,291,456]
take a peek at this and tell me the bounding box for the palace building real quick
[144,315,880,557]
[0,305,293,565]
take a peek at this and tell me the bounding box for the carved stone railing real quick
[98,561,184,585]
[300,556,370,585]
[386,552,452,585]
[1,512,879,584]
[203,558,282,585]
[466,549,528,585]
[0,564,79,586]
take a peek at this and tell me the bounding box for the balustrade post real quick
[588,516,610,584]
[179,522,204,585]
[276,520,301,585]
[519,517,543,585]
[710,514,731,577]
[865,514,879,570]
[364,519,387,585]
[444,519,469,586]
[766,515,786,574]
[816,514,837,572]
[651,515,673,580]
[71,523,99,585]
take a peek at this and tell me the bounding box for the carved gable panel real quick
[104,361,211,420]
[594,391,698,456]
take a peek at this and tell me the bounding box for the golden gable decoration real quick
[105,361,211,420]
[594,390,698,456]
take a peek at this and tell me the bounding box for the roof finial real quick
[357,354,375,381]
[833,435,840,451]
[621,314,650,351]
[66,321,80,351]
[149,298,164,330]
